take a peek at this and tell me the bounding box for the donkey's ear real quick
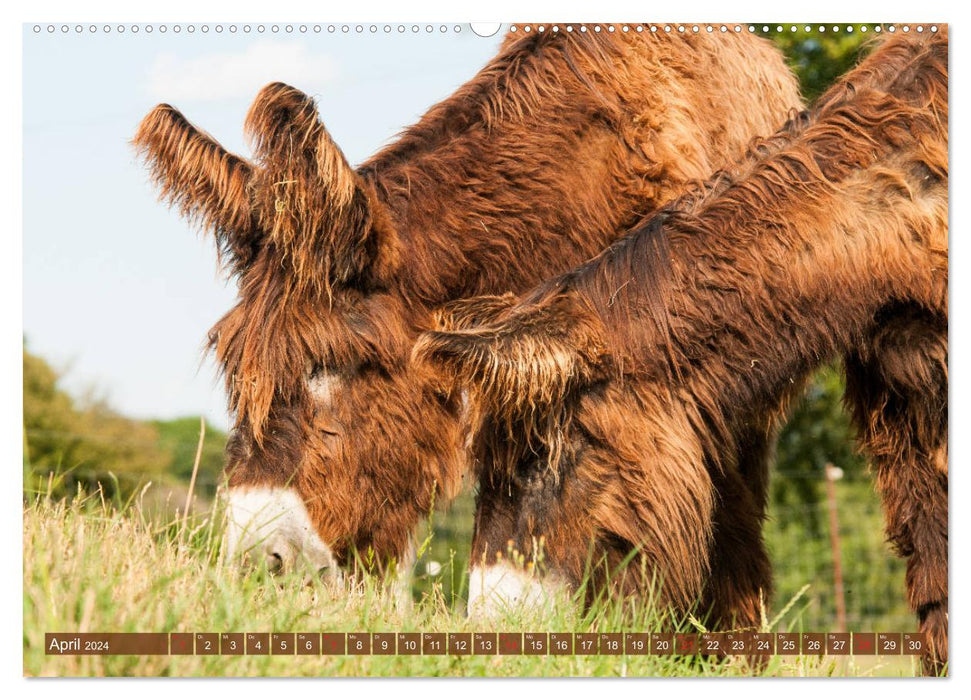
[133,104,258,271]
[432,293,518,332]
[244,82,398,290]
[413,294,607,414]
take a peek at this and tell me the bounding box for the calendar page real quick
[22,21,948,679]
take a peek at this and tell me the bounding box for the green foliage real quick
[151,417,227,499]
[413,489,476,606]
[765,26,873,101]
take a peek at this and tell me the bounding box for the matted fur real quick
[134,28,802,583]
[417,31,947,672]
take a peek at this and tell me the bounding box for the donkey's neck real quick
[361,129,646,310]
[354,34,639,308]
[355,31,802,312]
[655,146,946,424]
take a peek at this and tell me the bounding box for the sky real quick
[23,24,505,430]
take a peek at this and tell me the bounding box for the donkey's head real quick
[135,84,464,576]
[414,241,715,612]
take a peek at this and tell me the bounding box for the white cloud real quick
[146,41,338,103]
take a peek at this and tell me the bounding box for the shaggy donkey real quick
[416,31,947,672]
[133,27,800,586]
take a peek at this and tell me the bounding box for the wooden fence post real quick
[825,463,847,633]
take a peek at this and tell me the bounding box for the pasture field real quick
[23,485,920,678]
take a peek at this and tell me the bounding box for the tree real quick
[23,343,170,499]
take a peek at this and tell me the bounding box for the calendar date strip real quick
[44,632,926,656]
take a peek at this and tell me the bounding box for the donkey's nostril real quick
[267,551,284,572]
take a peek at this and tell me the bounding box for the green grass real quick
[23,484,920,677]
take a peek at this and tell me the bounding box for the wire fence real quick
[765,485,914,632]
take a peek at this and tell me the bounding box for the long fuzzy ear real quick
[133,104,257,271]
[244,82,393,290]
[414,293,607,418]
[432,293,518,332]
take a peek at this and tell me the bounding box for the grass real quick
[23,482,921,678]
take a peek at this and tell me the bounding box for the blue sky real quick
[23,25,505,429]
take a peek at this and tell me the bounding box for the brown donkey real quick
[416,31,947,672]
[133,27,801,590]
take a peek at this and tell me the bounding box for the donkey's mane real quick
[361,29,624,177]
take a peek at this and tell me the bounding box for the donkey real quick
[415,30,947,672]
[133,27,801,588]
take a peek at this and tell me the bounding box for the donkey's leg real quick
[700,424,775,632]
[844,310,948,675]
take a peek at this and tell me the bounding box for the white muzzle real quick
[224,487,338,579]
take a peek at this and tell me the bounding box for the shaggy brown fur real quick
[133,27,801,581]
[415,31,947,673]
